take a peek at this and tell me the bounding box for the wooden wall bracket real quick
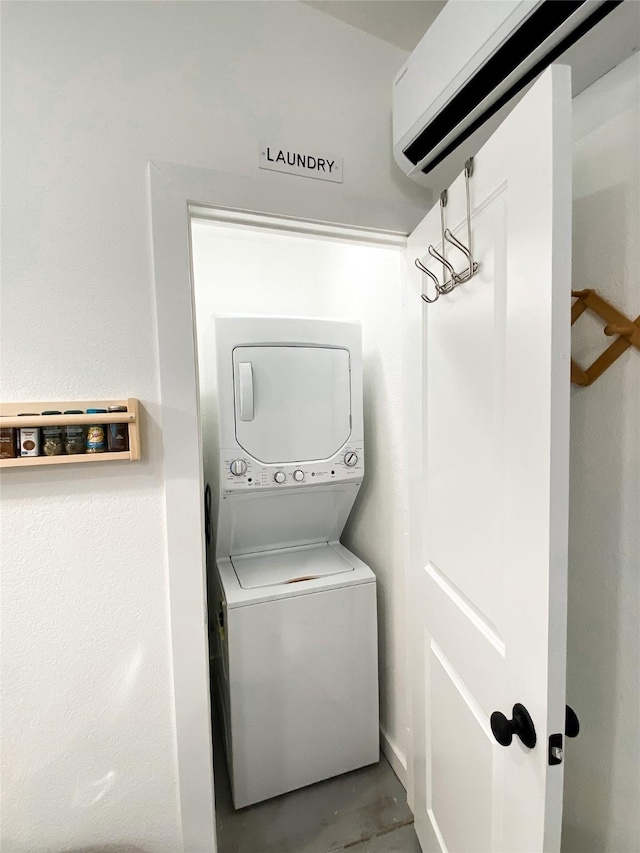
[571,289,640,387]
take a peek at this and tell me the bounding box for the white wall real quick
[562,53,640,853]
[192,221,409,771]
[0,4,425,850]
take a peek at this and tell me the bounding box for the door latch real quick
[549,705,580,765]
[549,733,563,765]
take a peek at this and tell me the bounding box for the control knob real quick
[293,470,305,482]
[344,451,358,467]
[274,471,286,484]
[230,459,247,476]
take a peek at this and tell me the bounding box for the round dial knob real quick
[274,471,286,484]
[230,459,247,476]
[344,451,358,467]
[293,470,305,482]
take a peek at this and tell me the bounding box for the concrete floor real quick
[213,731,421,853]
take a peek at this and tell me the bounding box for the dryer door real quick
[232,345,351,463]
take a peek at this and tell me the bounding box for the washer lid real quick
[231,543,354,590]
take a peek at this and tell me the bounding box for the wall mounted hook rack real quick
[418,158,479,305]
[571,289,640,386]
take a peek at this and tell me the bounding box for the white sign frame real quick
[259,142,343,183]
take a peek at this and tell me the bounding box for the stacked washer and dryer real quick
[204,315,379,809]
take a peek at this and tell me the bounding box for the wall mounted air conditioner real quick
[393,0,633,185]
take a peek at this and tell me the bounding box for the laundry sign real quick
[259,143,343,183]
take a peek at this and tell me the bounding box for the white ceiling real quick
[301,0,446,52]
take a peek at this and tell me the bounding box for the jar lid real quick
[63,410,84,414]
[42,410,62,415]
[108,406,127,412]
[86,408,107,414]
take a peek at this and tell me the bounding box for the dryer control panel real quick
[219,446,364,494]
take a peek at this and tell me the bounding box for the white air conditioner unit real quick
[393,0,629,184]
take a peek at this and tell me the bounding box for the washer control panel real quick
[220,445,364,493]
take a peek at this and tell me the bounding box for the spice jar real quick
[107,406,129,452]
[86,409,108,453]
[63,410,86,455]
[41,411,64,456]
[17,414,41,456]
[0,426,17,459]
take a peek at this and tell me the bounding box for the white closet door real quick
[233,345,351,463]
[406,66,571,853]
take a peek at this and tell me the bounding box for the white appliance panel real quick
[231,543,354,589]
[232,345,351,463]
[216,542,375,609]
[226,581,379,808]
[218,443,363,494]
[217,484,360,556]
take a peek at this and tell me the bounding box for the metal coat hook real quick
[455,158,479,283]
[415,258,441,303]
[444,228,471,259]
[427,244,460,288]
[417,157,479,305]
[429,189,462,292]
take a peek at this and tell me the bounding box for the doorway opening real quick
[150,48,639,852]
[189,209,415,852]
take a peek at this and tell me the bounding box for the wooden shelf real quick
[1,398,141,468]
[1,451,132,468]
[0,412,135,429]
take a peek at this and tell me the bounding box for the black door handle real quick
[566,705,580,738]
[490,703,537,748]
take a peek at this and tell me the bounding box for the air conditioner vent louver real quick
[403,0,584,167]
[393,0,623,181]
